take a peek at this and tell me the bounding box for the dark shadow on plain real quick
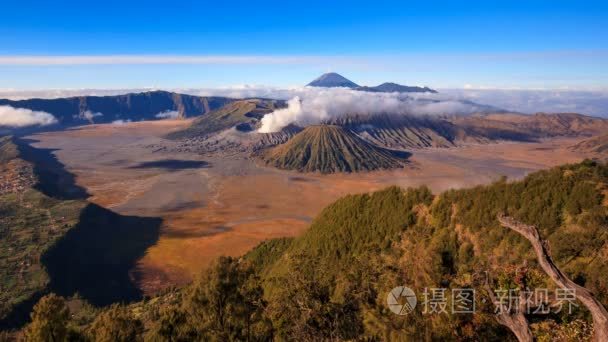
[128,159,211,171]
[42,203,162,306]
[160,225,231,239]
[388,149,412,159]
[15,138,89,200]
[0,293,45,330]
[0,137,162,330]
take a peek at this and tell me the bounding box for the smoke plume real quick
[257,87,490,133]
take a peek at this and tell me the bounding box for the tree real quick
[146,305,196,342]
[484,265,533,342]
[266,253,363,341]
[183,256,272,341]
[23,294,70,342]
[88,304,143,342]
[498,214,608,342]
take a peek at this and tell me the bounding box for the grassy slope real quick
[256,160,608,282]
[262,125,407,173]
[246,160,608,339]
[20,159,604,340]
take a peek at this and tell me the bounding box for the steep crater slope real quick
[260,125,408,173]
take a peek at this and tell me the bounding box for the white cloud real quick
[155,110,180,119]
[81,110,103,121]
[0,105,58,127]
[2,86,607,131]
[257,87,491,133]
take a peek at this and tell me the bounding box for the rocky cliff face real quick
[0,91,234,125]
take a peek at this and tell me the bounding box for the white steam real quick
[0,105,58,127]
[155,110,180,119]
[257,87,490,133]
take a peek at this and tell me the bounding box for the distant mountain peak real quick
[307,73,437,93]
[307,73,359,88]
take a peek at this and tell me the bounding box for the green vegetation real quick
[276,185,433,276]
[0,138,84,323]
[88,304,144,342]
[146,257,272,341]
[23,294,72,342]
[0,189,83,320]
[1,136,162,335]
[3,155,607,340]
[243,237,293,274]
[262,125,407,173]
[252,160,608,339]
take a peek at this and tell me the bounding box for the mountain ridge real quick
[0,90,234,126]
[570,133,608,157]
[166,99,286,140]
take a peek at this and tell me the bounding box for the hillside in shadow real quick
[42,203,162,306]
[0,138,162,329]
[16,138,89,200]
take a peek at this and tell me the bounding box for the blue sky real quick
[1,0,607,89]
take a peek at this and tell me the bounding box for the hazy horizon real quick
[2,84,607,118]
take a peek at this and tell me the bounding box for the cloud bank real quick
[177,87,608,119]
[441,89,608,117]
[0,106,58,127]
[257,87,492,133]
[1,87,607,131]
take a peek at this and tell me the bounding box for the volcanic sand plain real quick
[26,120,590,294]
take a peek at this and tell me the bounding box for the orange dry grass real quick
[25,122,596,295]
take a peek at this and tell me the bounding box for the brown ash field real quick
[25,120,591,294]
